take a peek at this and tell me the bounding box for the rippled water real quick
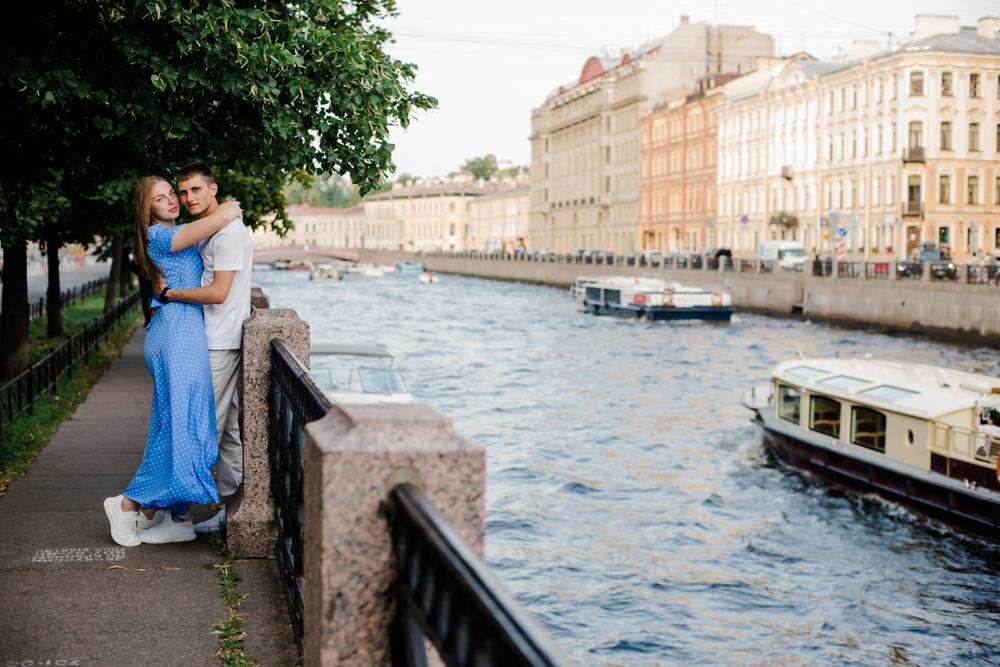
[255,268,1000,666]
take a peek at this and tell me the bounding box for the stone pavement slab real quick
[0,328,297,665]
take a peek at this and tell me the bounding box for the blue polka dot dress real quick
[124,223,219,516]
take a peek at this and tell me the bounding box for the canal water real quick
[255,268,1000,666]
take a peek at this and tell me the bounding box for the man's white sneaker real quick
[136,510,166,531]
[138,517,197,544]
[193,507,226,534]
[104,495,140,547]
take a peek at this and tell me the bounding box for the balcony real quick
[902,146,925,163]
[769,211,799,227]
[902,201,924,217]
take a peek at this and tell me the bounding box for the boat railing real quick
[930,422,1000,466]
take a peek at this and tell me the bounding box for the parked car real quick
[641,250,664,266]
[899,244,957,279]
[759,240,806,271]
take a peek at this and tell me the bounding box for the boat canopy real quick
[312,343,392,358]
[773,358,1000,419]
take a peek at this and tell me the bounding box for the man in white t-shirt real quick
[151,163,253,536]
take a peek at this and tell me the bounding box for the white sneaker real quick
[193,507,226,534]
[104,495,140,547]
[136,510,166,531]
[138,516,197,544]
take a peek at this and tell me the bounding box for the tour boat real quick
[575,276,733,321]
[345,263,385,278]
[310,343,413,405]
[743,358,1000,538]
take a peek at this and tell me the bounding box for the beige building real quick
[363,176,494,251]
[466,183,530,252]
[251,204,365,249]
[529,16,774,253]
[716,15,1000,261]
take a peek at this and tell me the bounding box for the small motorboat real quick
[418,271,439,284]
[309,263,342,281]
[744,357,1000,538]
[397,261,425,273]
[309,343,413,405]
[345,263,385,278]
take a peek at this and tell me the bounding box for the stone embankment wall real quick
[353,250,1000,340]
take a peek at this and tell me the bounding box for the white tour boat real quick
[744,357,1000,537]
[574,275,733,321]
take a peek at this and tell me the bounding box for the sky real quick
[381,0,994,178]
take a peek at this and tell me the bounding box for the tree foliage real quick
[0,0,435,375]
[460,154,499,181]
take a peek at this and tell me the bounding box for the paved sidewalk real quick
[0,328,297,666]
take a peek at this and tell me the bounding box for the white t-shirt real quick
[198,218,253,350]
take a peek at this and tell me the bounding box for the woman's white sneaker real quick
[193,507,225,534]
[104,495,141,547]
[138,516,196,544]
[136,510,166,531]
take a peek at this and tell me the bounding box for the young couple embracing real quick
[105,163,253,546]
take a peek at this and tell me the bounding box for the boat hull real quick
[584,302,733,321]
[754,413,1000,539]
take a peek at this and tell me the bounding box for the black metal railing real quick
[268,339,332,658]
[0,289,139,438]
[28,278,107,321]
[389,483,566,667]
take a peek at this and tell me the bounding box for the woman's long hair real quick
[132,175,169,281]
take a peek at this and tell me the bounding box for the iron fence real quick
[389,483,566,667]
[837,262,862,278]
[865,262,892,279]
[0,289,139,438]
[28,278,107,321]
[268,339,332,658]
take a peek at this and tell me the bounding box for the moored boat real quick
[310,343,413,405]
[576,275,733,321]
[397,261,425,273]
[418,271,439,284]
[309,262,342,281]
[744,358,1000,537]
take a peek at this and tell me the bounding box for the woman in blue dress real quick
[104,175,243,547]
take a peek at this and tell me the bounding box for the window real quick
[940,121,952,150]
[810,395,841,438]
[939,174,951,204]
[968,175,979,205]
[939,226,950,246]
[891,124,897,152]
[876,78,883,102]
[778,385,801,423]
[910,71,924,96]
[605,146,611,164]
[852,407,886,452]
[996,176,1000,206]
[970,72,981,98]
[941,71,953,96]
[891,74,898,100]
[908,121,922,149]
[969,122,980,151]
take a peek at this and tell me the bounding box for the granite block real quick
[250,286,270,310]
[302,403,485,666]
[229,307,310,558]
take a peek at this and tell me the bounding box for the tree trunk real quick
[0,242,30,379]
[46,235,64,338]
[103,228,122,312]
[117,240,132,296]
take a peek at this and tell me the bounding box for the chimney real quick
[912,14,960,41]
[977,16,1000,39]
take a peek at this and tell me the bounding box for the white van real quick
[759,240,806,271]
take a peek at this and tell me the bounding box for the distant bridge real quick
[252,245,360,264]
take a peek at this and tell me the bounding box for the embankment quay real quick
[353,249,1000,341]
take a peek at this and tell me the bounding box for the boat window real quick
[604,289,621,305]
[787,365,830,379]
[851,406,886,452]
[810,395,841,438]
[310,367,335,392]
[778,384,801,423]
[358,367,407,394]
[859,385,919,401]
[819,375,871,390]
[585,287,601,301]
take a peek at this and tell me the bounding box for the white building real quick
[466,183,530,252]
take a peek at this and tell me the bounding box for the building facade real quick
[529,16,774,253]
[466,183,530,252]
[716,15,1000,261]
